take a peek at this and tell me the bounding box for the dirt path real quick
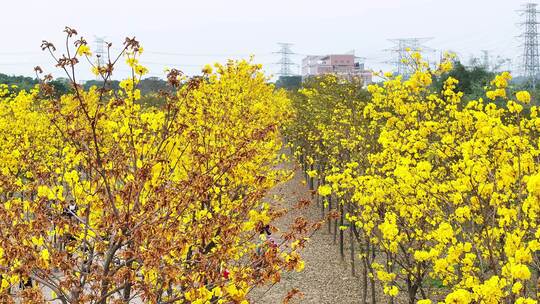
[250,158,362,304]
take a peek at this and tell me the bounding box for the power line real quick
[0,52,42,55]
[108,46,275,58]
[139,50,271,57]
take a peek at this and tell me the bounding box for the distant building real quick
[301,53,372,85]
[301,55,324,77]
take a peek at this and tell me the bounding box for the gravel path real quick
[250,158,363,304]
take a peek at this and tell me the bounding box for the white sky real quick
[0,0,525,80]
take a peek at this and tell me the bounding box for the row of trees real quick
[0,28,312,303]
[285,53,540,303]
[0,73,174,101]
[0,73,71,96]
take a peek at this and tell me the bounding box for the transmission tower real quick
[274,43,297,77]
[493,57,513,73]
[518,3,540,88]
[94,36,107,68]
[481,50,490,70]
[385,38,433,77]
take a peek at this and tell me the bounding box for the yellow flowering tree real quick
[287,52,540,304]
[0,28,311,303]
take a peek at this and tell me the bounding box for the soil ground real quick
[250,158,364,304]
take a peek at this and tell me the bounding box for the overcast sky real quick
[0,0,525,80]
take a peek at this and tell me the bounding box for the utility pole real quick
[518,3,540,89]
[274,43,297,77]
[385,38,433,78]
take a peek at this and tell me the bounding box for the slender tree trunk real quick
[309,163,314,190]
[370,242,377,304]
[407,278,419,304]
[349,215,356,276]
[327,196,332,233]
[339,203,344,259]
